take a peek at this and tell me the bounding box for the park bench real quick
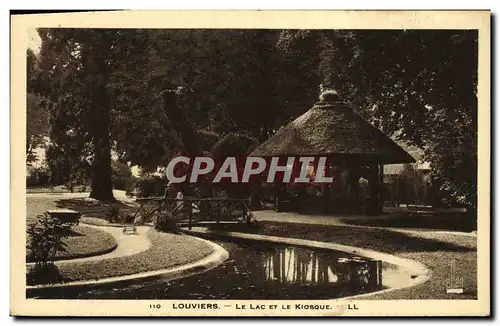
[122,225,138,234]
[47,209,81,223]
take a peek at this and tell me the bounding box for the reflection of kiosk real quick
[262,247,383,290]
[250,90,415,215]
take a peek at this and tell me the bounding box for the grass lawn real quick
[27,185,88,193]
[26,196,63,224]
[26,226,117,263]
[207,222,477,299]
[343,212,477,232]
[26,196,117,262]
[27,229,214,285]
[80,216,128,227]
[26,191,137,224]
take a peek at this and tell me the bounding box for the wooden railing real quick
[132,196,252,229]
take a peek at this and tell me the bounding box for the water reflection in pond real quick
[30,240,392,300]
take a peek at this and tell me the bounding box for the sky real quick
[27,29,41,53]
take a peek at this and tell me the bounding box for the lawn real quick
[207,222,477,300]
[80,216,129,227]
[26,185,89,194]
[26,225,117,263]
[26,195,213,285]
[26,192,137,224]
[343,212,477,232]
[26,195,63,225]
[26,196,118,262]
[27,229,214,285]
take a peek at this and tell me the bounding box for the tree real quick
[80,30,116,201]
[26,93,49,165]
[34,29,117,201]
[32,29,476,210]
[107,30,294,167]
[282,30,478,212]
[26,49,49,165]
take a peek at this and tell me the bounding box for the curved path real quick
[26,229,228,293]
[26,192,229,292]
[27,223,151,266]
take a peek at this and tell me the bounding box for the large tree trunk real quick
[84,33,115,202]
[89,95,114,200]
[90,134,114,201]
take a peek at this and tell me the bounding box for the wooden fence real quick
[132,197,252,229]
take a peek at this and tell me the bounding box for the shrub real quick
[125,186,135,198]
[26,165,51,187]
[105,204,137,224]
[112,161,136,191]
[134,174,168,198]
[123,213,136,224]
[27,262,64,285]
[245,211,257,225]
[26,213,75,269]
[154,211,180,234]
[106,204,123,223]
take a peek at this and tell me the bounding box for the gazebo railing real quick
[133,196,252,229]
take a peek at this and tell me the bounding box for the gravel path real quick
[27,192,149,265]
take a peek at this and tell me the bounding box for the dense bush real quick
[105,204,122,223]
[26,165,51,187]
[26,213,78,284]
[112,161,136,192]
[104,203,136,224]
[26,261,64,285]
[154,211,180,234]
[134,174,168,198]
[27,213,76,265]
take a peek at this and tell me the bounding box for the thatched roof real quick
[250,94,415,164]
[211,132,259,159]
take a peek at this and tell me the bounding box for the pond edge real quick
[26,235,229,296]
[182,227,431,300]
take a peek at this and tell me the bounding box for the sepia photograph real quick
[10,10,490,317]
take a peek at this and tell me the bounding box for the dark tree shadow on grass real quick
[53,198,138,219]
[207,222,476,254]
[67,229,84,236]
[341,212,477,232]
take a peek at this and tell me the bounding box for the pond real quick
[29,239,407,300]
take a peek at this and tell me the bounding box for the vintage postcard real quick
[11,10,490,317]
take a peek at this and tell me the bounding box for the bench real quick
[122,226,138,234]
[47,209,81,223]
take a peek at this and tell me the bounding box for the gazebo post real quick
[319,160,335,214]
[348,165,360,213]
[367,164,381,216]
[379,164,385,214]
[326,164,336,214]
